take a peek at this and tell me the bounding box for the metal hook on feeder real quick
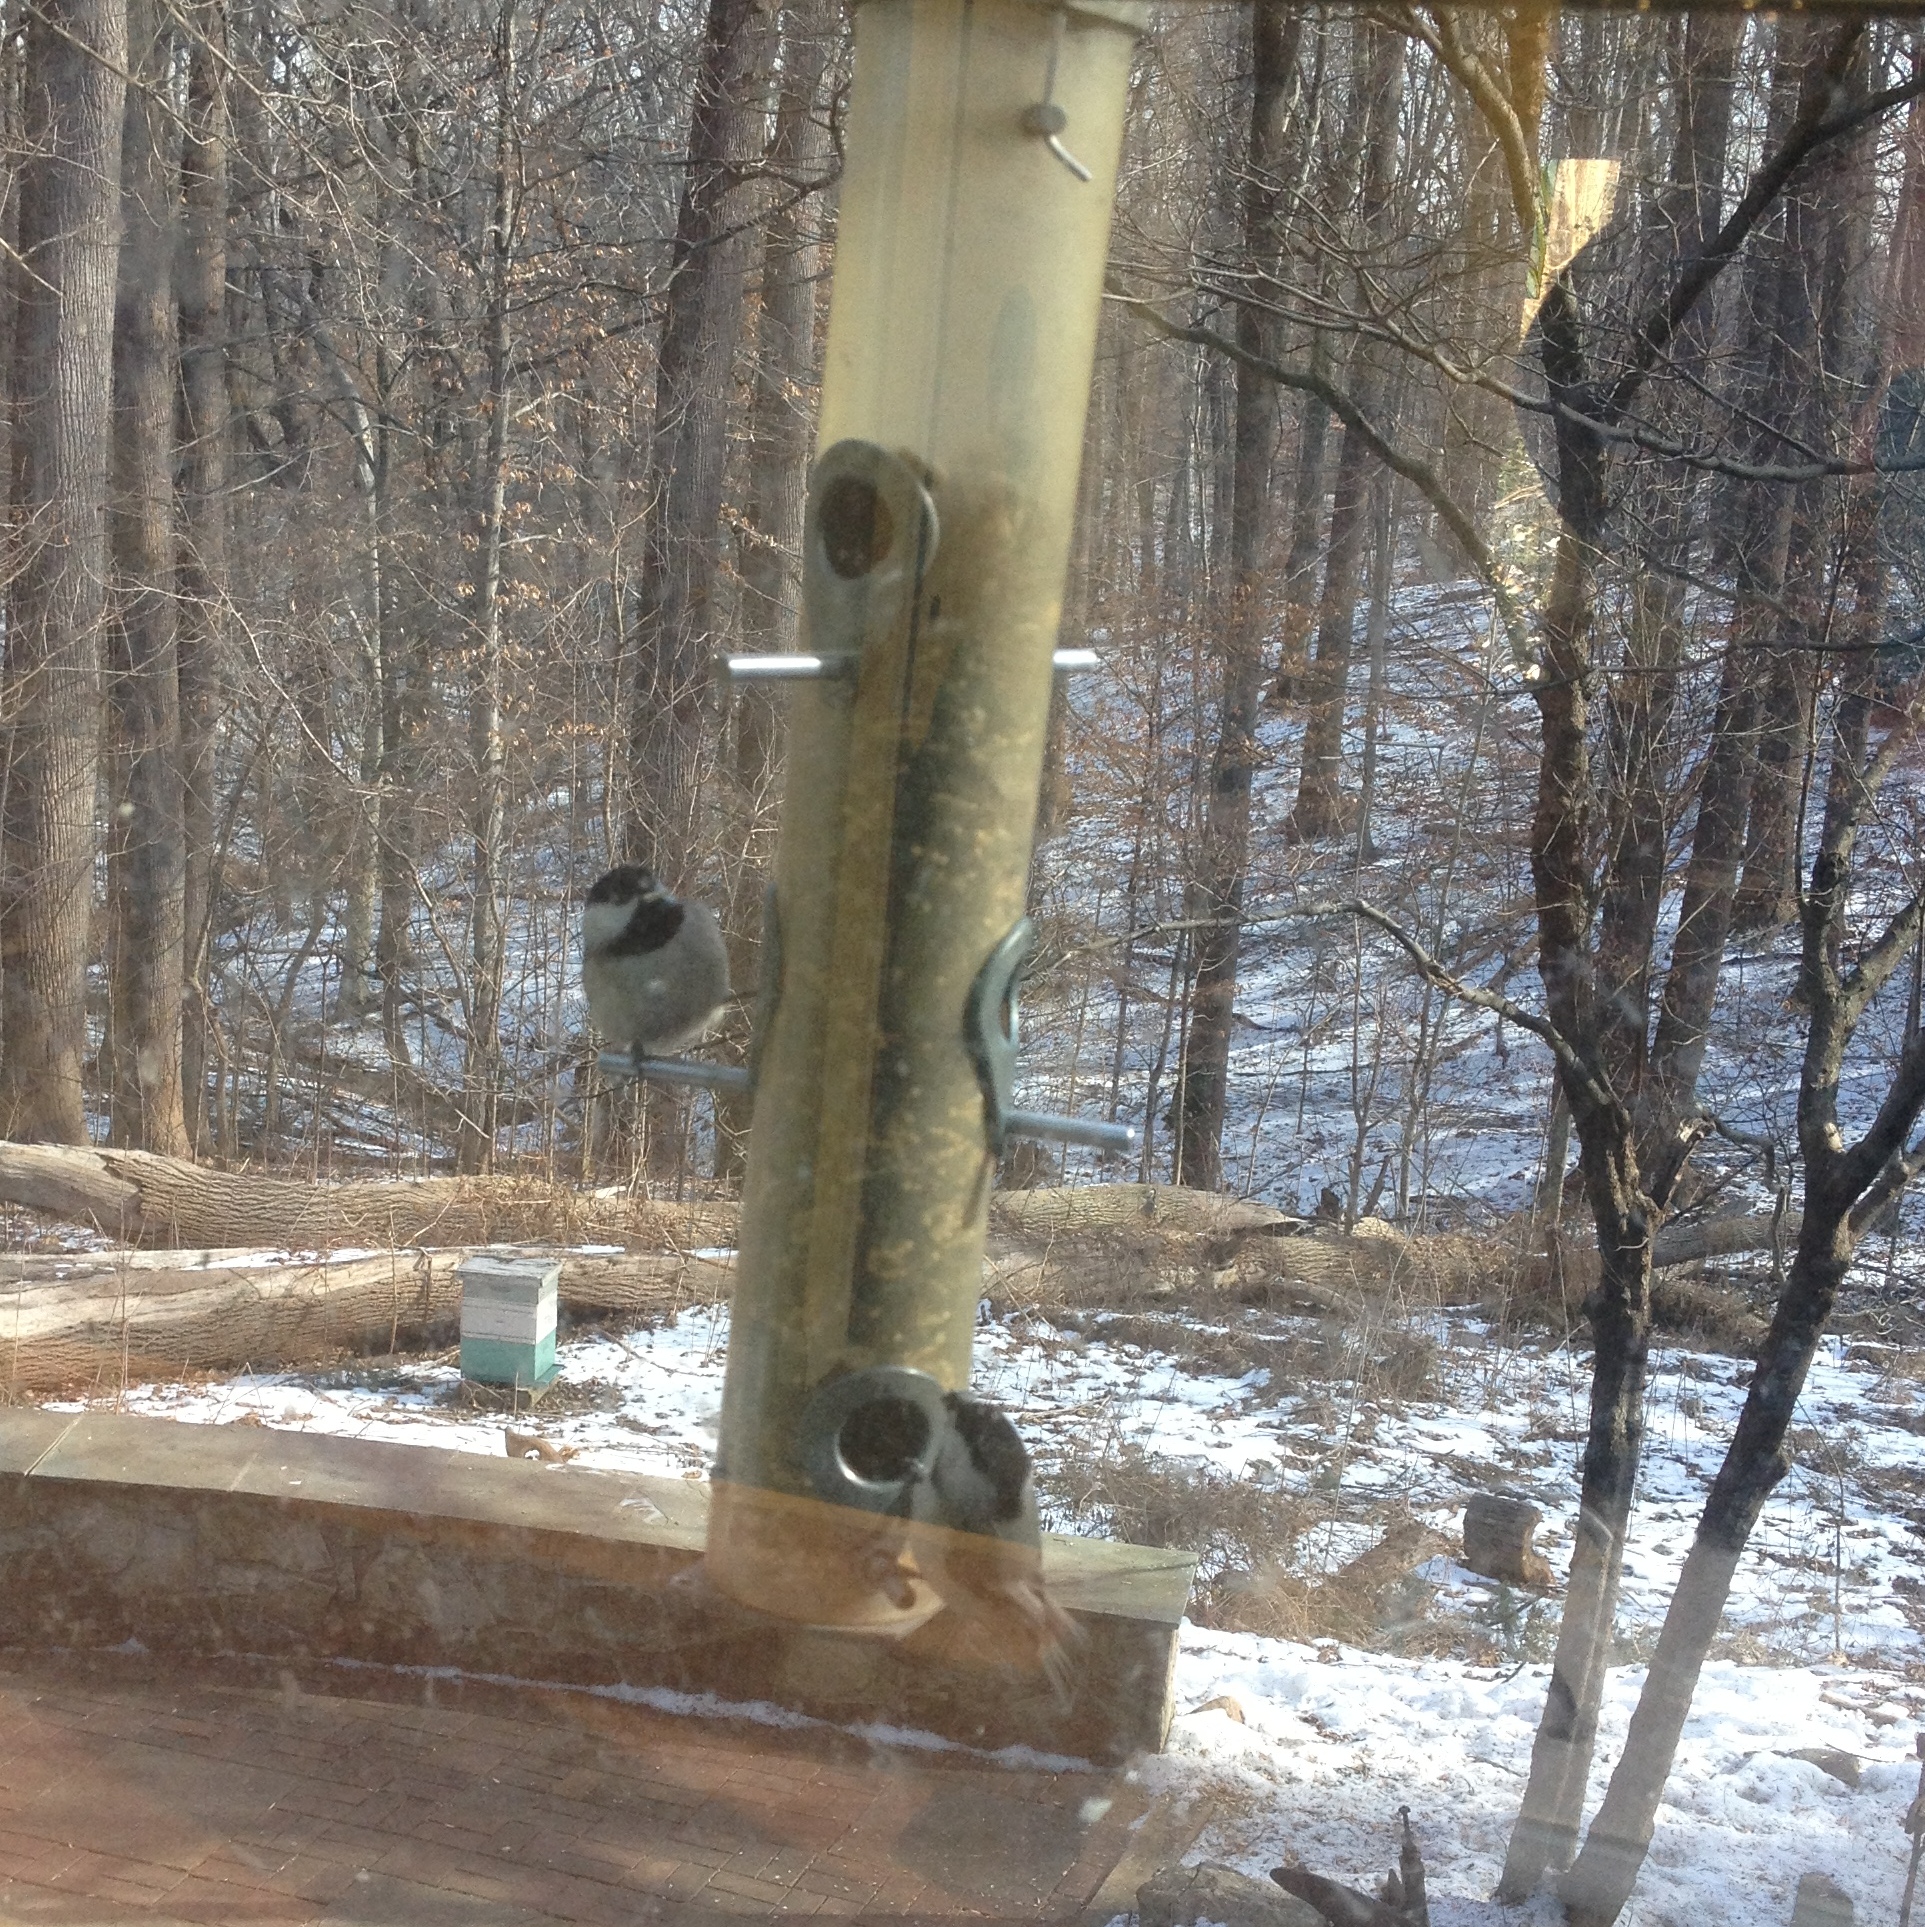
[966,917,1137,1157]
[1021,8,1092,182]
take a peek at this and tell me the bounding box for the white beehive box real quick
[457,1254,560,1397]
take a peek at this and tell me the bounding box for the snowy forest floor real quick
[26,1259,1925,1927]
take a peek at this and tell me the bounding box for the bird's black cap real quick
[587,864,660,904]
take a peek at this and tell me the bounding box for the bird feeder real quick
[709,0,1145,1630]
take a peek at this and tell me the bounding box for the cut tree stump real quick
[1790,1872,1854,1927]
[1462,1493,1553,1588]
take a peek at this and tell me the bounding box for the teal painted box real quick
[458,1255,560,1396]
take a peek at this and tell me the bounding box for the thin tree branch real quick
[1113,291,1531,655]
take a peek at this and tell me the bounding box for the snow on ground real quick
[40,1290,1925,1926]
[1162,1637,1924,1927]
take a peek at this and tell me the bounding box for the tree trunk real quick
[1285,419,1372,841]
[1488,17,1881,1902]
[624,0,771,878]
[1650,29,1831,1120]
[458,0,521,1176]
[176,2,230,1154]
[1731,543,1816,937]
[716,0,835,1180]
[1285,25,1404,843]
[1648,635,1763,1112]
[0,0,127,1143]
[0,1138,741,1251]
[1174,0,1298,1191]
[1595,11,1739,1115]
[1733,98,1874,935]
[373,427,418,1075]
[106,0,190,1158]
[1500,279,1659,1900]
[623,0,770,1179]
[1561,682,1925,1927]
[3,1244,737,1395]
[1265,393,1328,705]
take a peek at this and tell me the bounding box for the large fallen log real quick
[1651,1209,1800,1270]
[0,1144,1798,1274]
[0,1246,734,1393]
[0,1148,1322,1254]
[992,1183,1301,1237]
[0,1143,736,1251]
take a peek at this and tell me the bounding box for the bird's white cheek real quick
[581,902,632,949]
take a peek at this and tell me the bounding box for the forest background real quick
[0,0,1915,1214]
[5,0,1925,1915]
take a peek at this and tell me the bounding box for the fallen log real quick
[991,1182,1298,1237]
[0,1143,736,1251]
[1651,1209,1800,1270]
[0,1246,734,1393]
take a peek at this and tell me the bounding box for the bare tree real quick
[624,0,773,879]
[105,0,190,1156]
[176,0,231,1151]
[1174,0,1301,1191]
[0,0,127,1143]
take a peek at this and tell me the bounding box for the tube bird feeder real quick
[708,0,1145,1632]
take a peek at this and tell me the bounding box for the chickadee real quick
[906,1390,1081,1696]
[581,865,730,1060]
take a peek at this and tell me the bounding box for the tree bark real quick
[1285,418,1373,842]
[1501,272,1657,1898]
[1265,392,1328,705]
[717,0,836,1180]
[2,1245,736,1393]
[624,0,771,878]
[1595,11,1740,1117]
[622,0,771,1179]
[1174,0,1298,1190]
[1561,677,1925,1927]
[1733,95,1874,935]
[0,0,127,1143]
[458,0,521,1175]
[0,1139,742,1251]
[106,0,190,1157]
[1285,25,1404,842]
[1650,28,1829,1119]
[1648,635,1763,1114]
[176,2,230,1154]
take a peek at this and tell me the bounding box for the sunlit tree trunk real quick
[177,1,230,1153]
[105,0,190,1156]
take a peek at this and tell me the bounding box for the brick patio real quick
[0,1654,1191,1927]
